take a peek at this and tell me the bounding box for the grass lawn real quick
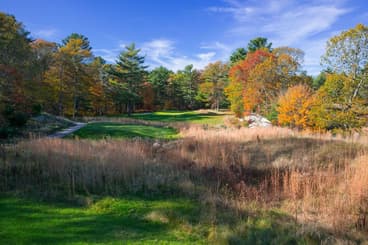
[0,195,206,244]
[69,122,179,140]
[125,111,226,125]
[0,194,308,244]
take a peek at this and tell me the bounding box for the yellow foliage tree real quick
[277,84,313,129]
[308,73,366,132]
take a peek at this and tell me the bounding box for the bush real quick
[266,104,278,124]
[0,126,16,139]
[31,104,42,116]
[0,127,9,138]
[8,111,29,127]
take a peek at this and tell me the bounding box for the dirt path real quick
[48,122,87,138]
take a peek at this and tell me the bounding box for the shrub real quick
[31,104,42,116]
[8,111,29,127]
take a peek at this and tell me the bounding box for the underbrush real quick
[1,126,368,243]
[0,112,74,143]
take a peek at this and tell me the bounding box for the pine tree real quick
[109,43,147,116]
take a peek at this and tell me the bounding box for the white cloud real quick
[197,52,216,61]
[263,6,349,45]
[34,28,57,39]
[207,0,351,75]
[94,48,119,63]
[95,39,221,71]
[141,39,219,71]
[200,41,235,63]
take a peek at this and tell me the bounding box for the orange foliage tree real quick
[277,84,313,129]
[226,49,273,116]
[227,48,306,117]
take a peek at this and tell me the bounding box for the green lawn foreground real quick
[0,195,205,245]
[69,122,179,140]
[0,194,307,244]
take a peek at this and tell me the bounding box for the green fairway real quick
[126,111,226,125]
[69,122,179,140]
[0,194,309,245]
[0,195,206,244]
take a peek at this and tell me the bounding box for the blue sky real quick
[1,0,367,75]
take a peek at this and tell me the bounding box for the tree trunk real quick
[127,101,132,116]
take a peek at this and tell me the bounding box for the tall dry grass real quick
[0,138,189,197]
[1,125,368,238]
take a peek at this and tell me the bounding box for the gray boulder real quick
[243,114,272,128]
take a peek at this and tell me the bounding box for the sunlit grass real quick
[0,194,310,244]
[69,122,179,140]
[123,110,227,125]
[0,195,206,244]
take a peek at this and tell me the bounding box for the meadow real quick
[1,111,368,244]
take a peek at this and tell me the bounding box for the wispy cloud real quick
[95,39,222,71]
[200,41,232,60]
[94,48,120,63]
[141,39,220,71]
[207,0,351,74]
[34,28,57,39]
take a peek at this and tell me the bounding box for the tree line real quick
[226,25,368,132]
[0,12,367,136]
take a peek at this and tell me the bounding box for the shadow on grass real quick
[125,111,225,124]
[0,195,204,244]
[0,192,324,244]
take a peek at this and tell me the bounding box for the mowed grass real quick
[0,195,206,245]
[0,194,307,245]
[69,122,179,140]
[126,111,226,125]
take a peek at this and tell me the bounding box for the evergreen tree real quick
[109,43,147,116]
[148,66,173,109]
[229,48,247,66]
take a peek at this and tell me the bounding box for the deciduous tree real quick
[199,61,228,110]
[278,84,313,129]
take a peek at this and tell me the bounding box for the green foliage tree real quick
[181,65,201,109]
[312,72,327,90]
[311,23,368,131]
[148,66,173,109]
[309,73,366,132]
[108,43,147,116]
[229,48,247,66]
[247,37,272,52]
[322,23,368,106]
[199,61,229,111]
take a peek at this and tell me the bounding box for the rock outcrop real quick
[243,114,272,128]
